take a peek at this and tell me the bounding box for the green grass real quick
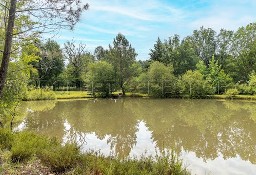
[212,94,256,100]
[55,91,92,99]
[124,92,149,97]
[0,129,190,175]
[23,89,56,101]
[23,89,256,101]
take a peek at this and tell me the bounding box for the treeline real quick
[24,23,256,98]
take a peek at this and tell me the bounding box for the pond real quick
[16,98,256,175]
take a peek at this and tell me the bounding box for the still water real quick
[16,98,256,175]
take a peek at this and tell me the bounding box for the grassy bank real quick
[23,89,256,101]
[23,90,148,101]
[212,94,256,100]
[55,91,92,99]
[0,129,190,175]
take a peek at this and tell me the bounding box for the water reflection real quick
[17,98,256,174]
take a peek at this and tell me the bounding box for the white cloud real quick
[92,5,154,21]
[188,0,256,31]
[54,0,256,60]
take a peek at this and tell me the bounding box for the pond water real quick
[16,98,256,175]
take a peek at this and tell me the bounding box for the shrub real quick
[11,132,51,162]
[150,84,164,98]
[181,70,214,98]
[237,84,253,95]
[0,129,13,150]
[225,88,239,98]
[77,152,189,175]
[39,143,81,173]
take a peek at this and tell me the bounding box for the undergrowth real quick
[0,129,190,175]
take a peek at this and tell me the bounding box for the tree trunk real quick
[121,84,125,96]
[0,0,17,97]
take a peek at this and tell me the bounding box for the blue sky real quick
[49,0,256,60]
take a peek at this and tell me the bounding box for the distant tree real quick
[174,37,199,75]
[215,29,234,66]
[150,35,199,76]
[36,40,64,89]
[248,72,256,94]
[191,27,216,66]
[148,61,176,97]
[206,56,232,94]
[149,37,165,63]
[107,33,137,95]
[138,60,150,72]
[64,41,94,88]
[196,56,232,94]
[94,46,106,60]
[85,61,114,97]
[181,70,213,98]
[232,24,256,82]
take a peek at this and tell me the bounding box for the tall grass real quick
[0,129,190,174]
[55,91,91,99]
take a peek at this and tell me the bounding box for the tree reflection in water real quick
[18,98,256,173]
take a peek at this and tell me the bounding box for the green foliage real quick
[127,72,149,94]
[33,40,64,88]
[206,56,233,93]
[0,62,28,127]
[106,33,137,95]
[148,61,176,97]
[11,132,51,162]
[23,88,56,101]
[225,88,239,98]
[191,27,216,65]
[85,61,114,97]
[196,56,232,94]
[39,143,81,173]
[248,72,256,94]
[0,130,190,174]
[149,37,168,64]
[149,36,198,76]
[64,41,94,89]
[55,91,90,99]
[181,70,214,98]
[0,129,13,150]
[236,84,253,95]
[77,151,189,175]
[231,24,256,82]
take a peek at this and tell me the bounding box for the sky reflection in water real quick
[16,99,256,174]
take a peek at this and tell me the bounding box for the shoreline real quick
[22,91,256,101]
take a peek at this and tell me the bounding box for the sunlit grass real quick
[212,94,256,100]
[55,91,92,99]
[23,89,56,101]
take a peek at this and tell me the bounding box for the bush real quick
[181,70,214,98]
[11,132,51,162]
[225,88,239,98]
[237,84,253,95]
[39,143,81,173]
[0,131,190,174]
[0,129,13,150]
[150,84,164,98]
[76,151,189,175]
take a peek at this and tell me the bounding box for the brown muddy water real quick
[16,98,256,175]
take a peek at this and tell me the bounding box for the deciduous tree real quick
[107,33,137,95]
[0,0,89,96]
